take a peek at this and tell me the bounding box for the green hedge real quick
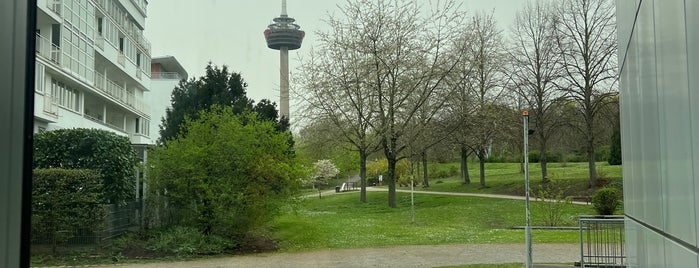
[33,128,138,204]
[32,169,105,252]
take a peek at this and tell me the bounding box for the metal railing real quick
[35,33,61,64]
[579,215,626,267]
[117,53,126,67]
[150,72,182,80]
[94,72,149,116]
[95,35,105,50]
[31,200,142,248]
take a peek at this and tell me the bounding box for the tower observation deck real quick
[264,0,304,120]
[264,0,305,50]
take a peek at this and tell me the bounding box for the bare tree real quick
[346,0,464,207]
[463,12,508,188]
[296,23,380,203]
[555,0,617,186]
[299,0,464,207]
[508,0,565,183]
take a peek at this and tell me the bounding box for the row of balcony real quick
[94,0,151,55]
[37,32,148,114]
[93,71,149,116]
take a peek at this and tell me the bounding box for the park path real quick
[89,243,580,268]
[312,186,591,206]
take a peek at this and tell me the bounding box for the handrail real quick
[35,33,61,64]
[151,72,182,80]
[93,71,149,116]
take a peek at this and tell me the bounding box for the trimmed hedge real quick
[32,169,105,252]
[33,128,138,204]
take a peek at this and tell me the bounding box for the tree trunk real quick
[461,146,470,184]
[586,114,597,187]
[587,137,597,187]
[540,141,549,183]
[479,150,486,188]
[387,155,397,208]
[422,151,429,187]
[359,150,367,203]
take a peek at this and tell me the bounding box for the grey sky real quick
[145,0,524,120]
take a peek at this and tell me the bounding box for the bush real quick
[33,128,138,204]
[535,180,572,226]
[147,227,234,256]
[592,187,621,215]
[32,169,104,253]
[148,107,300,238]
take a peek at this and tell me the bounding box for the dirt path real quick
[91,243,579,268]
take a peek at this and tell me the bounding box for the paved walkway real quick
[309,186,591,206]
[89,243,579,268]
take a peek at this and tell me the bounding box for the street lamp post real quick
[523,110,532,268]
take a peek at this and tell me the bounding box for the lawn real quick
[273,191,594,252]
[408,162,622,197]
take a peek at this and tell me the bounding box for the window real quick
[50,78,81,112]
[97,17,103,35]
[119,36,124,52]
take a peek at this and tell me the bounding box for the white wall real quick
[619,0,699,266]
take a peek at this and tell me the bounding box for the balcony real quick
[42,94,59,117]
[150,72,181,80]
[136,69,142,80]
[35,33,61,65]
[95,35,105,50]
[93,72,148,116]
[48,0,61,16]
[117,53,126,67]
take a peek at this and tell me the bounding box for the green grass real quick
[419,162,622,197]
[273,191,594,251]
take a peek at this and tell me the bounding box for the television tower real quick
[264,0,304,120]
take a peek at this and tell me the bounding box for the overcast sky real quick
[145,0,524,122]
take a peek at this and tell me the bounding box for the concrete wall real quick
[618,0,699,266]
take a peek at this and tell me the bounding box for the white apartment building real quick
[149,55,188,143]
[34,0,152,147]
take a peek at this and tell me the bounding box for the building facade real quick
[34,0,152,146]
[618,0,699,266]
[148,55,188,143]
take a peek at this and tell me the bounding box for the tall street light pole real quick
[523,110,532,268]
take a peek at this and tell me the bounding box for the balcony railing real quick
[43,94,59,117]
[95,35,105,50]
[35,33,61,64]
[94,0,151,55]
[48,0,61,15]
[94,71,149,116]
[117,53,126,67]
[135,69,142,80]
[150,72,181,80]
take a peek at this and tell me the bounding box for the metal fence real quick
[579,215,626,267]
[31,200,142,251]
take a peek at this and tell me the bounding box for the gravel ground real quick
[89,243,579,268]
